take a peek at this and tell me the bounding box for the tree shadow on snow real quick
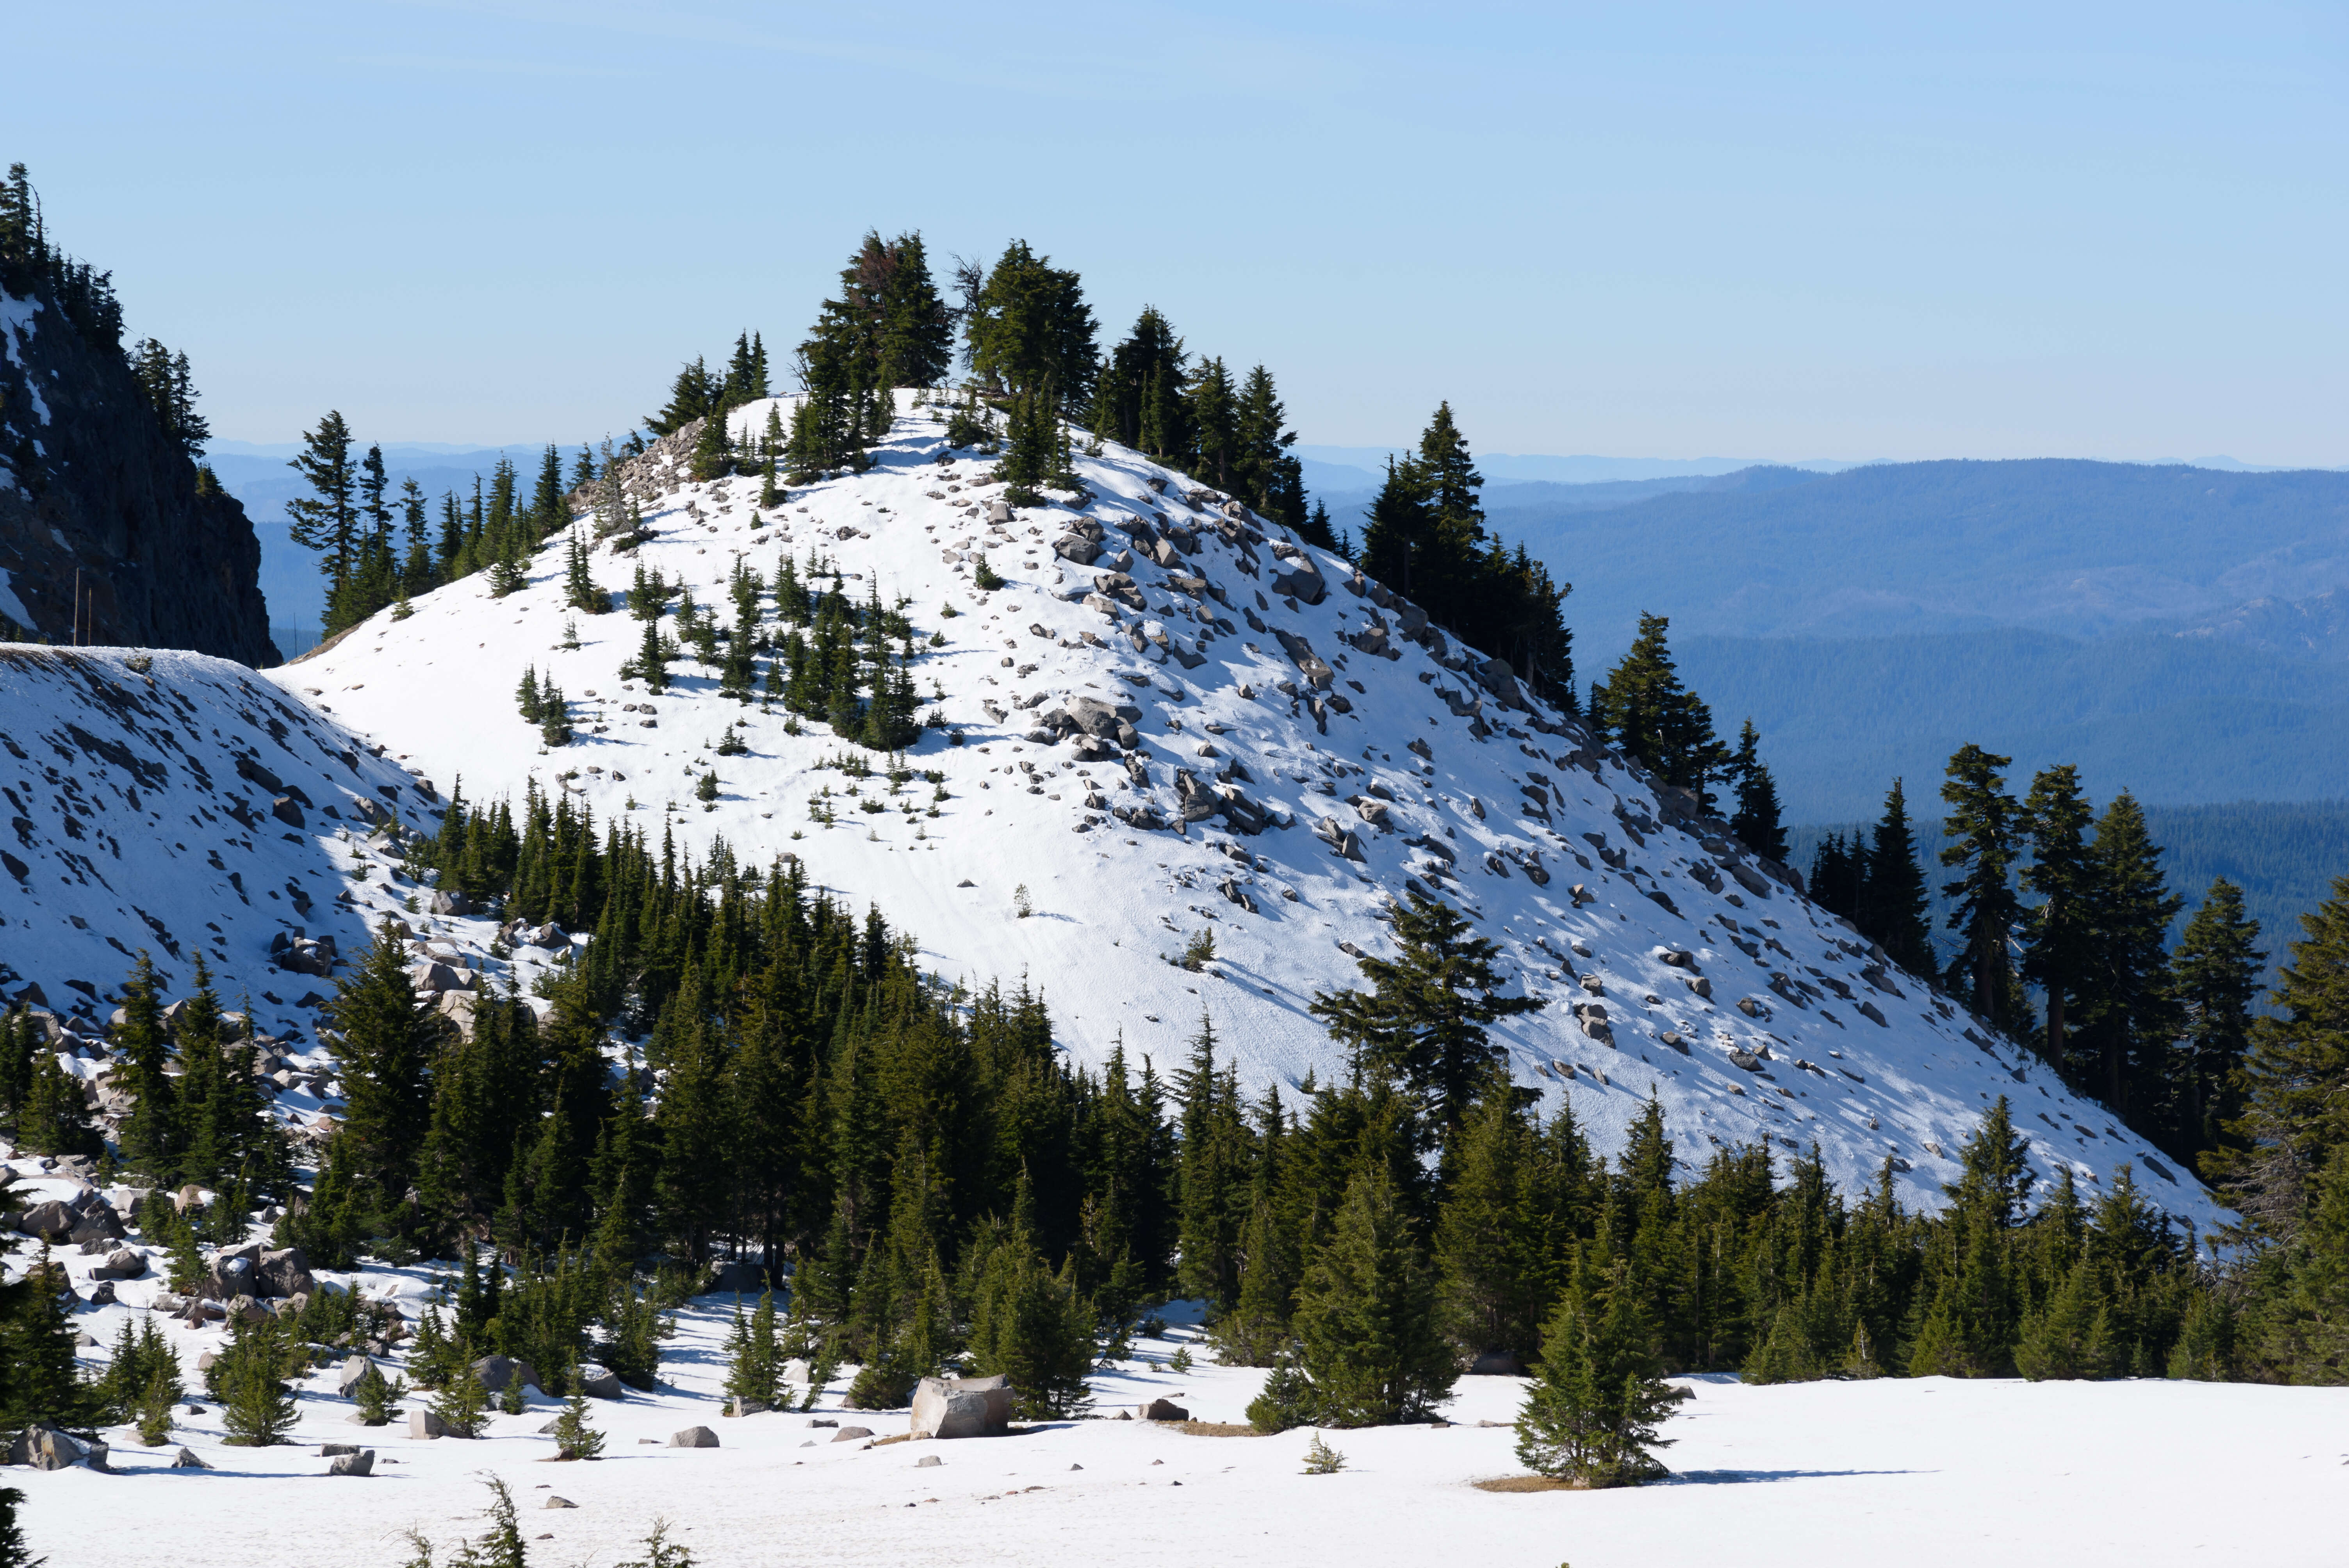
[1665,1468,1924,1485]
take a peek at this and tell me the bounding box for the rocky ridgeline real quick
[0,288,274,664]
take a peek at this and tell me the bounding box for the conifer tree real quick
[1292,1172,1456,1426]
[1588,615,1729,801]
[1939,744,2026,1033]
[2073,791,2182,1119]
[114,950,180,1174]
[553,1365,605,1458]
[1515,1255,1686,1486]
[2171,878,2263,1168]
[2224,874,2349,1240]
[330,916,444,1205]
[2020,764,2097,1072]
[1860,778,1936,977]
[219,1316,298,1445]
[1309,892,1543,1145]
[285,410,363,630]
[1726,718,1787,862]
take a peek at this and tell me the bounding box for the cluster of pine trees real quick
[1358,405,1575,706]
[1084,305,1309,533]
[1907,748,2265,1176]
[282,420,601,634]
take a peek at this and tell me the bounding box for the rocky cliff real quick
[0,286,276,666]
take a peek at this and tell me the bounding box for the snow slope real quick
[263,394,2225,1225]
[0,645,540,1053]
[20,1254,2349,1568]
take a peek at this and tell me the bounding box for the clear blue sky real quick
[12,2,2346,463]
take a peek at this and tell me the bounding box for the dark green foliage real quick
[553,1366,605,1459]
[2070,792,2184,1119]
[1726,718,1787,863]
[1939,744,2028,1033]
[1291,1172,1455,1427]
[217,1315,299,1446]
[1309,893,1544,1145]
[1588,613,1728,801]
[114,950,180,1173]
[964,241,1097,406]
[1359,405,1573,702]
[2171,879,2263,1171]
[1515,1256,1687,1486]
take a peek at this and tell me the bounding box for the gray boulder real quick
[257,1245,315,1298]
[908,1374,1013,1440]
[171,1446,211,1469]
[409,1409,449,1440]
[576,1362,624,1400]
[832,1425,873,1443]
[670,1426,720,1448]
[90,1247,146,1280]
[328,1449,375,1477]
[335,1354,378,1397]
[706,1259,767,1297]
[1135,1397,1190,1422]
[8,1425,91,1470]
[1053,533,1101,566]
[428,889,472,916]
[18,1201,77,1241]
[471,1354,541,1397]
[727,1397,771,1418]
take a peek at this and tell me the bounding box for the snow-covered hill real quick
[0,645,541,1060]
[5,392,2217,1223]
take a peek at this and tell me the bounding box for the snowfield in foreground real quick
[19,1278,2349,1568]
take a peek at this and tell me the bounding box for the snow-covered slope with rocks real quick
[27,390,2191,1226]
[0,645,544,1068]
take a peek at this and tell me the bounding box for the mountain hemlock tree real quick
[2170,878,2263,1171]
[1588,614,1729,803]
[1515,1255,1687,1487]
[2072,791,2183,1119]
[1862,778,1937,978]
[1308,892,1544,1145]
[1939,744,2027,1035]
[2021,763,2098,1071]
[2223,874,2349,1243]
[1291,1171,1456,1427]
[1727,718,1788,862]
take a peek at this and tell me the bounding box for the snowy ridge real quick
[0,645,536,1059]
[184,391,2215,1226]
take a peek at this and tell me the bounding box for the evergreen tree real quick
[113,950,180,1174]
[2020,764,2097,1073]
[552,1365,605,1459]
[1939,744,2027,1033]
[1726,718,1787,862]
[2072,791,2182,1121]
[285,410,363,631]
[1860,778,1936,978]
[219,1315,298,1445]
[1587,615,1729,802]
[1309,892,1544,1144]
[1292,1172,1456,1426]
[645,357,719,436]
[2255,1144,2349,1383]
[1515,1255,1686,1486]
[2224,874,2349,1242]
[2171,878,2263,1169]
[963,241,1097,405]
[330,916,444,1206]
